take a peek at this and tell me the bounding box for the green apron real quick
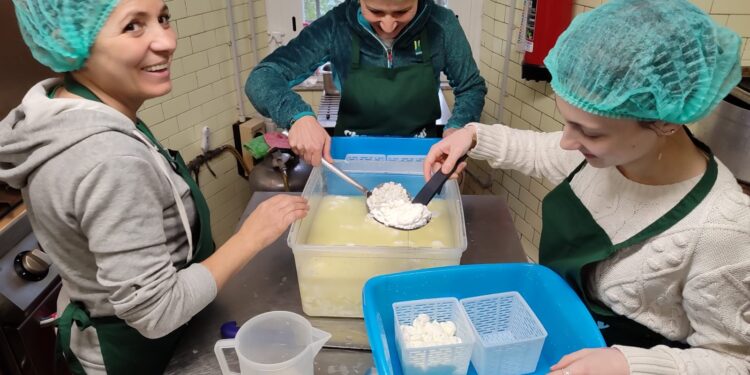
[335,30,442,137]
[539,133,716,348]
[55,76,216,374]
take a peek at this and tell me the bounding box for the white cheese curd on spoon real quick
[366,182,432,230]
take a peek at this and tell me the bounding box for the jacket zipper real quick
[359,4,428,69]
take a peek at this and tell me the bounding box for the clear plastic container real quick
[392,298,475,375]
[287,139,467,318]
[460,292,547,375]
[214,311,331,375]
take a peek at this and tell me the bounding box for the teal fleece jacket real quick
[246,0,486,129]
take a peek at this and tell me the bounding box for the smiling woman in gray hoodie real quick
[0,1,309,374]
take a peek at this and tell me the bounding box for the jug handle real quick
[214,339,240,375]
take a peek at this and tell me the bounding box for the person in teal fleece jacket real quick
[246,0,487,166]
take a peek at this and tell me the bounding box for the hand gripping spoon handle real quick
[281,129,371,199]
[412,154,468,205]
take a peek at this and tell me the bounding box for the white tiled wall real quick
[468,0,750,261]
[137,0,268,245]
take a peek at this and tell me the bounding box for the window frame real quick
[305,0,346,22]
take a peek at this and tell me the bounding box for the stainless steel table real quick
[165,192,526,374]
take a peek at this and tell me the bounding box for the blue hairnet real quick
[544,0,742,124]
[12,0,120,72]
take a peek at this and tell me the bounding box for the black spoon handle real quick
[412,154,468,205]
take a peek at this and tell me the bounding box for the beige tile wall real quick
[137,0,269,245]
[468,0,750,261]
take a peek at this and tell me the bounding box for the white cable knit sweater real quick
[468,123,750,375]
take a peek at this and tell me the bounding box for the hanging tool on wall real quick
[187,145,251,186]
[187,127,252,186]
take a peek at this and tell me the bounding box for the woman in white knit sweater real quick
[424,0,749,374]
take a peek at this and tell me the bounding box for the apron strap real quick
[133,120,214,262]
[131,130,194,262]
[565,160,588,183]
[561,130,718,254]
[61,74,215,263]
[134,120,179,170]
[56,303,94,375]
[612,129,717,252]
[581,156,716,317]
[63,74,99,102]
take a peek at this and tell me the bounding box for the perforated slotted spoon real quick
[320,159,416,230]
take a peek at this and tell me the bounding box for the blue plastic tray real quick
[330,136,438,159]
[326,136,441,197]
[362,263,605,375]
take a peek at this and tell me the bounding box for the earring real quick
[666,128,676,135]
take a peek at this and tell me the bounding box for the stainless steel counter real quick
[165,192,526,374]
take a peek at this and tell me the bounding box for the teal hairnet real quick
[12,0,120,72]
[544,0,741,124]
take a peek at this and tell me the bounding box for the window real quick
[304,0,346,23]
[442,0,482,63]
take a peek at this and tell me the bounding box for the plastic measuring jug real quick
[214,311,331,375]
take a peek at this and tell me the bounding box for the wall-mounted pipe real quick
[223,0,262,122]
[225,0,247,122]
[497,0,517,122]
[247,0,259,66]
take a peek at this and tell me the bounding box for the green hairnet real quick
[544,0,741,124]
[12,0,120,72]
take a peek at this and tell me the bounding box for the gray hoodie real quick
[0,79,216,370]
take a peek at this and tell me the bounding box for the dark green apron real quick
[55,76,216,374]
[539,135,716,348]
[335,30,441,137]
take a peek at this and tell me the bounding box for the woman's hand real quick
[423,124,476,181]
[547,348,630,375]
[236,194,309,250]
[203,194,309,289]
[288,116,332,167]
